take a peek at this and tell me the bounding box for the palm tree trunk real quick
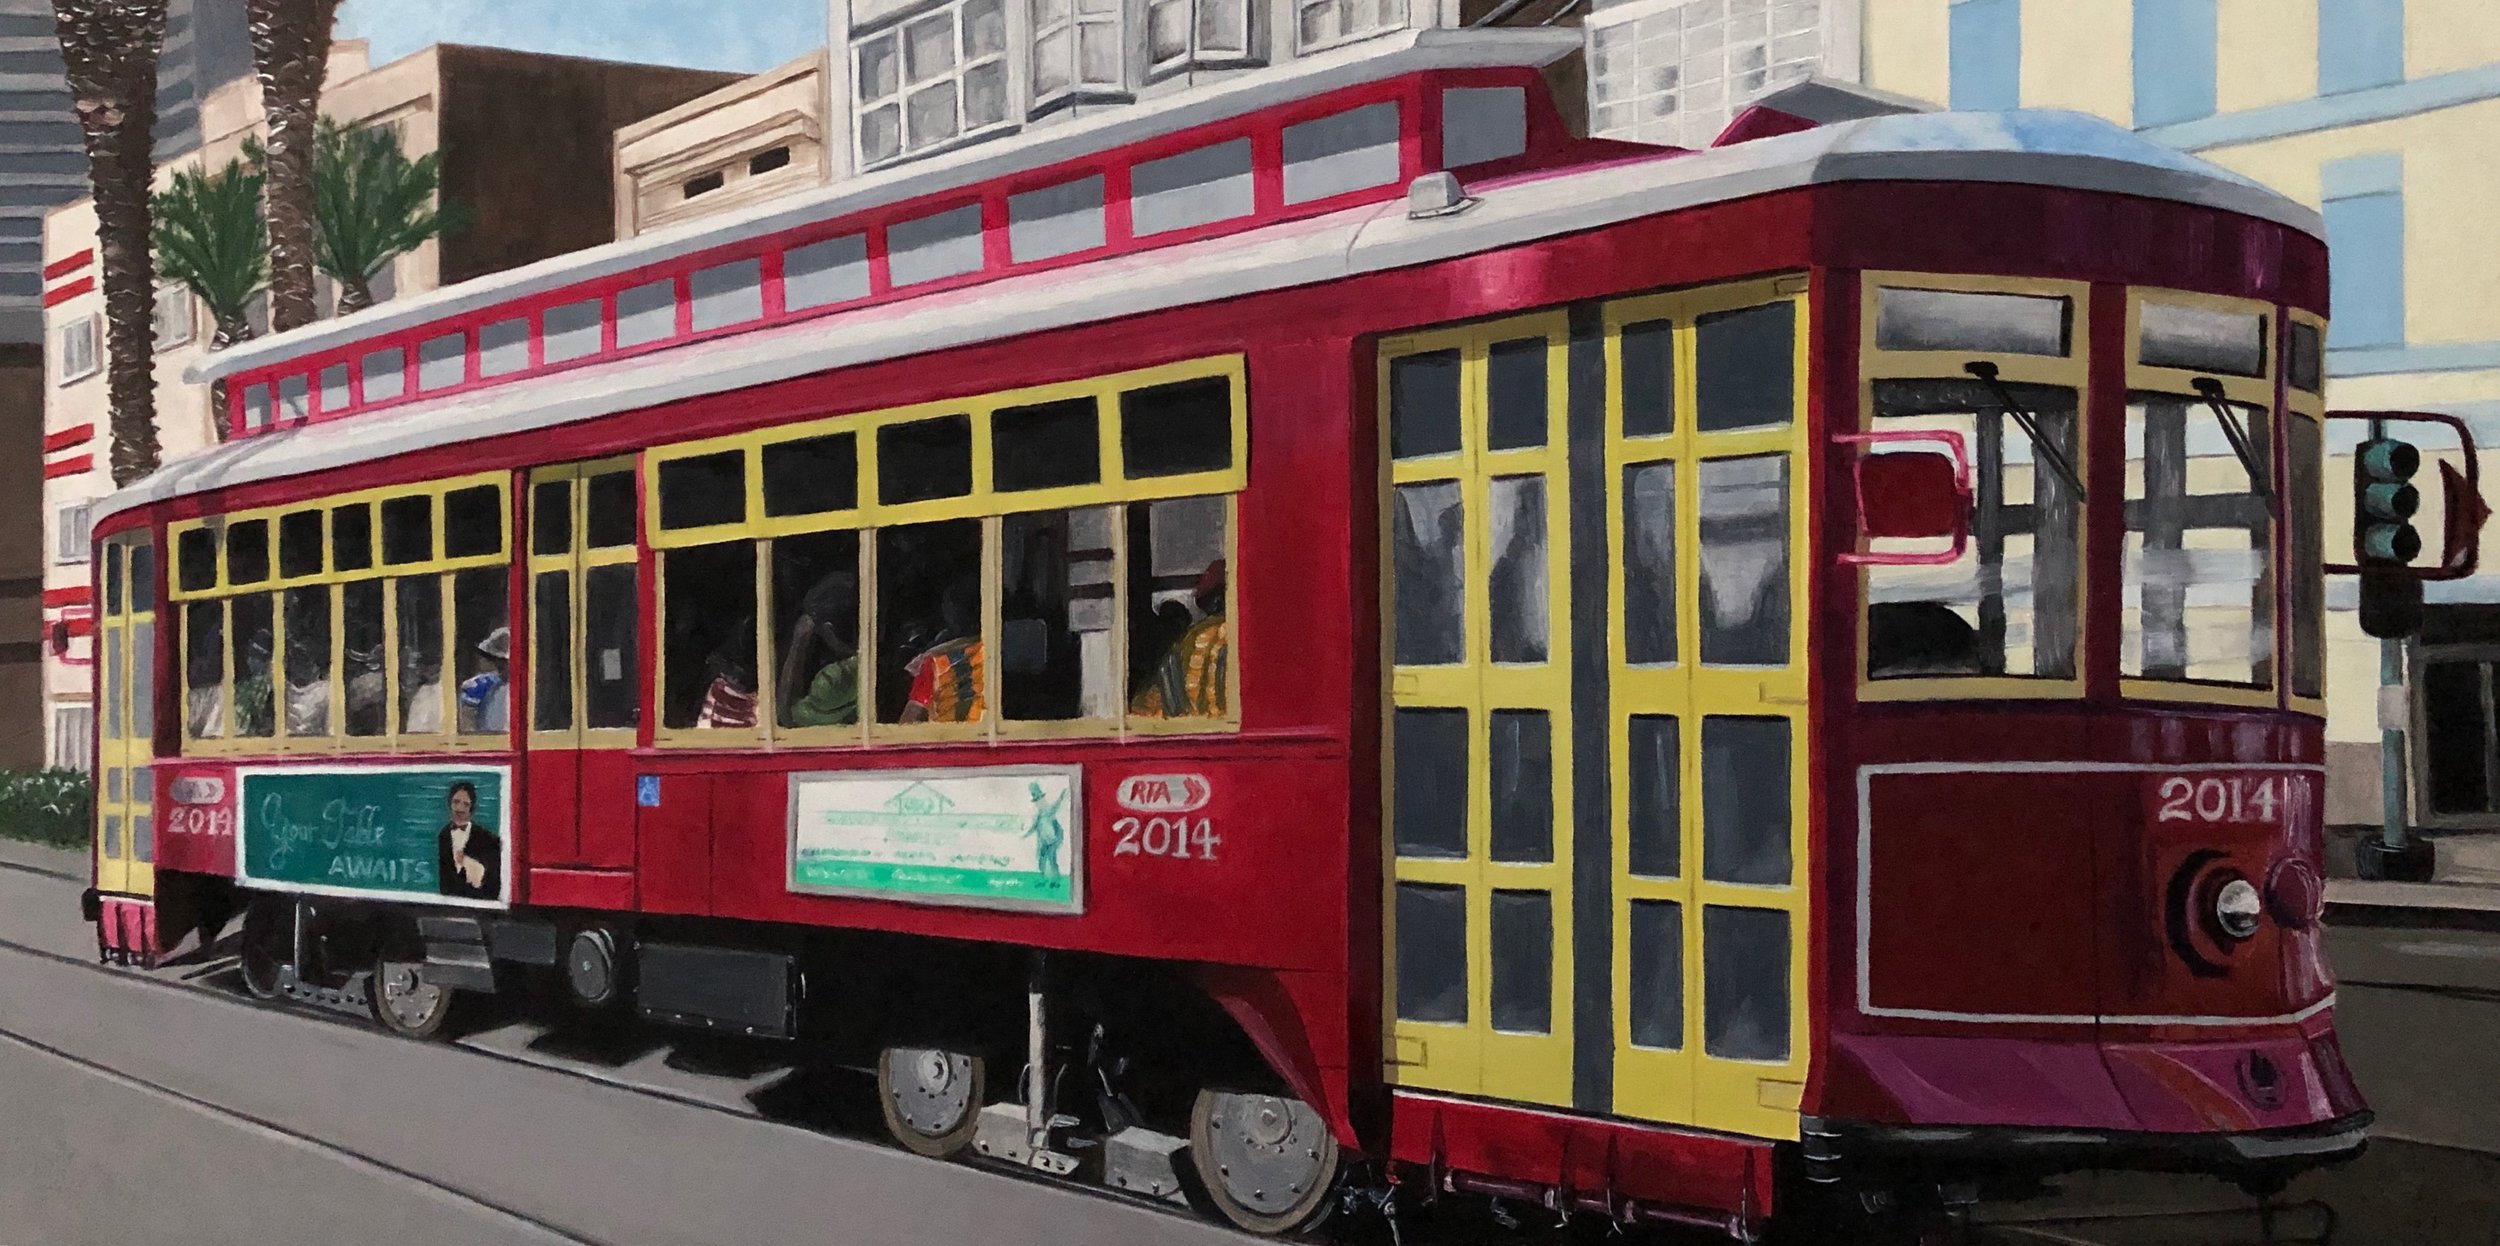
[245,0,337,334]
[205,316,247,442]
[336,273,370,315]
[54,0,168,486]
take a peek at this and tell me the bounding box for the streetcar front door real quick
[1382,278,1810,1142]
[95,535,157,898]
[523,458,643,872]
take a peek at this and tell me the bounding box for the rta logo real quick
[1116,774,1211,814]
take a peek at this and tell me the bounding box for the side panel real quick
[638,772,714,916]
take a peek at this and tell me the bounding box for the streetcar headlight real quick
[2213,877,2263,940]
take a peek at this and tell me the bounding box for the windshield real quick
[2122,391,2275,688]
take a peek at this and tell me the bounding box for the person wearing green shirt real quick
[779,572,860,728]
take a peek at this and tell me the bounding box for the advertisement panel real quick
[235,764,513,909]
[787,765,1081,912]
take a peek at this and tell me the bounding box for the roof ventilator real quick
[1406,172,1477,220]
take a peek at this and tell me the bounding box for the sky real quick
[335,0,830,75]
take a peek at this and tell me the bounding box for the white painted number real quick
[2155,775,2296,825]
[1112,815,1220,861]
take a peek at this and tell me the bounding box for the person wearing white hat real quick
[458,626,512,734]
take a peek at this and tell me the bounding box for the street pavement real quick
[4,844,2500,1245]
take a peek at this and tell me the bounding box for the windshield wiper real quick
[2191,376,2273,501]
[1964,361,2087,500]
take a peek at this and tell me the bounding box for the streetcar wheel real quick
[370,953,457,1039]
[237,900,287,1001]
[877,1046,985,1159]
[1188,1088,1342,1235]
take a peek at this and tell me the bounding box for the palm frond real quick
[309,116,465,297]
[150,157,267,336]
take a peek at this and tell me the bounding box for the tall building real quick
[1585,0,1861,147]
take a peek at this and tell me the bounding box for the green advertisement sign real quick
[237,765,511,909]
[787,766,1081,912]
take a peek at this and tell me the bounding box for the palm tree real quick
[308,117,465,314]
[52,0,167,485]
[245,0,339,333]
[152,157,266,438]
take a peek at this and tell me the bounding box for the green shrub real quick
[0,768,92,850]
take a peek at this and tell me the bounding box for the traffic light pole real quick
[2379,634,2410,856]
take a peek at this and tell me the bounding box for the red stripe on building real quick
[43,424,92,453]
[43,454,92,479]
[42,585,90,608]
[42,276,94,307]
[41,250,92,280]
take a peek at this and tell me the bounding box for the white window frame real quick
[55,503,91,564]
[51,704,93,773]
[152,284,195,349]
[1145,0,1256,77]
[853,0,1018,171]
[1587,0,1841,149]
[55,314,99,385]
[1032,0,1130,109]
[1293,0,1402,56]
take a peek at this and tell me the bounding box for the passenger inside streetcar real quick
[900,578,983,723]
[778,573,860,728]
[1132,559,1226,718]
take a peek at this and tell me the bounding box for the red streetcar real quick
[81,34,2368,1238]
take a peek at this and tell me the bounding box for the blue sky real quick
[336,0,829,75]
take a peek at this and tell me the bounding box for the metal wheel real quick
[370,953,456,1039]
[1188,1088,1342,1235]
[237,899,287,1000]
[877,1046,986,1158]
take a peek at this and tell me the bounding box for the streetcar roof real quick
[101,97,2314,525]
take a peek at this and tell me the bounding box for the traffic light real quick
[2355,436,2424,637]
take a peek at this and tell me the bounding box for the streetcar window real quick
[319,363,351,412]
[690,259,763,331]
[2123,392,2274,687]
[2289,322,2324,395]
[1626,713,1679,877]
[1389,350,1461,460]
[1441,86,1527,168]
[661,541,757,731]
[875,520,983,725]
[1281,102,1400,205]
[130,619,153,738]
[104,547,124,615]
[658,450,747,530]
[1627,899,1684,1049]
[1001,508,1117,723]
[762,432,858,517]
[2290,415,2325,699]
[395,575,446,735]
[1487,889,1553,1034]
[1696,454,1790,666]
[586,470,638,548]
[278,374,310,420]
[1487,475,1550,664]
[1622,461,1676,665]
[1394,882,1468,1023]
[331,503,374,571]
[243,383,274,430]
[284,585,331,737]
[130,544,153,613]
[380,494,435,565]
[1874,287,2069,357]
[1485,338,1548,451]
[1702,905,1789,1062]
[1701,715,1789,885]
[1391,707,1468,858]
[1488,709,1552,863]
[444,485,504,558]
[1863,379,2082,683]
[544,298,602,364]
[583,563,639,729]
[993,398,1101,492]
[531,480,572,556]
[225,518,270,585]
[616,278,678,349]
[1695,302,1793,432]
[877,415,973,505]
[230,591,275,737]
[783,234,870,311]
[184,601,224,739]
[773,530,861,732]
[418,333,465,390]
[177,526,217,593]
[1007,176,1106,263]
[534,571,572,733]
[452,566,510,736]
[1620,319,1674,437]
[1120,376,1232,478]
[1127,495,1229,720]
[278,510,323,578]
[887,204,984,288]
[1392,481,1465,666]
[1130,138,1254,236]
[343,580,385,737]
[2138,301,2266,378]
[361,347,405,402]
[103,625,123,741]
[478,317,529,377]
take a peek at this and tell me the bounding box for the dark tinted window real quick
[1488,709,1551,863]
[380,495,434,565]
[1393,707,1468,858]
[443,485,503,558]
[1121,377,1233,478]
[176,527,217,592]
[1392,482,1464,666]
[105,548,123,613]
[129,544,154,612]
[1623,461,1676,664]
[1695,302,1794,432]
[658,451,746,530]
[1627,899,1684,1049]
[1395,882,1467,1023]
[877,415,973,504]
[994,398,1101,491]
[1703,905,1790,1061]
[532,480,572,556]
[1390,350,1461,459]
[762,433,858,517]
[585,471,637,548]
[1485,337,1548,450]
[533,571,571,732]
[2290,321,2324,394]
[1702,715,1791,885]
[278,510,322,578]
[1488,890,1552,1034]
[331,503,374,571]
[225,519,270,585]
[1627,713,1680,877]
[1621,319,1675,437]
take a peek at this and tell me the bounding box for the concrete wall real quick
[0,347,41,769]
[614,54,829,239]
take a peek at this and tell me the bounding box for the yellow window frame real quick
[526,457,640,752]
[2285,306,2328,720]
[1856,270,2095,703]
[95,537,157,896]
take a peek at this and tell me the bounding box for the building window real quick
[56,314,99,384]
[1588,0,1825,148]
[1948,0,2020,111]
[2318,0,2403,95]
[855,0,1013,169]
[2322,152,2403,349]
[152,285,196,349]
[1033,0,1128,107]
[1147,0,1253,73]
[56,503,91,564]
[51,705,93,772]
[1297,0,1401,54]
[2132,0,2215,126]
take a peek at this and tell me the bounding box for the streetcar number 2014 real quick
[2154,775,2290,824]
[1112,816,1220,861]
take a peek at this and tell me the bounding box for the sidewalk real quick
[2327,827,2500,918]
[0,837,84,881]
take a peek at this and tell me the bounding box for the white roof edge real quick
[107,114,2319,528]
[188,27,1583,385]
